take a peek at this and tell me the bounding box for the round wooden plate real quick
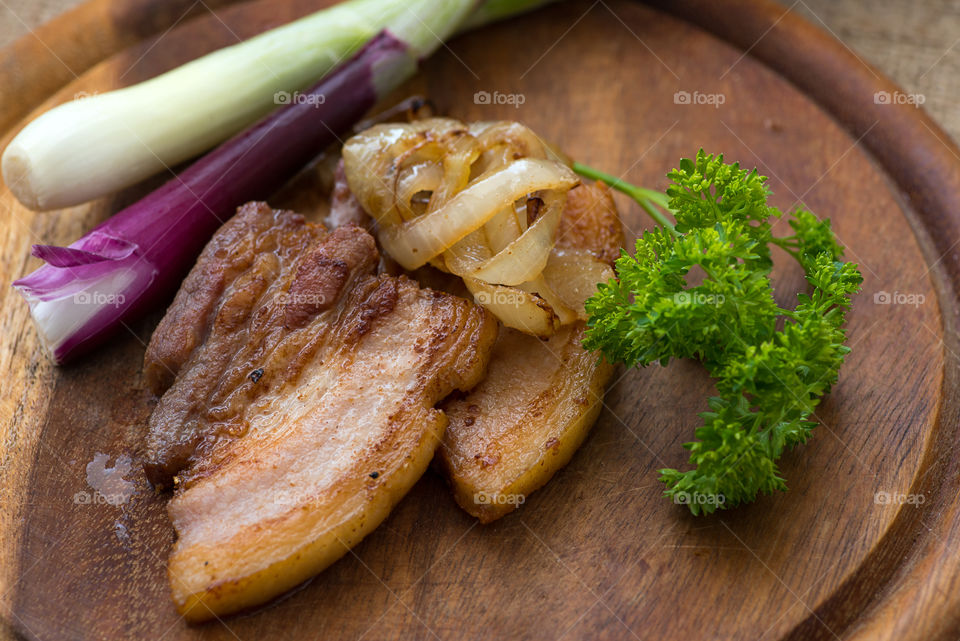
[3,1,960,639]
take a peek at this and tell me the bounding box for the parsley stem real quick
[771,236,802,262]
[572,162,677,234]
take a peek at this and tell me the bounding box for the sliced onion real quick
[471,121,548,161]
[341,117,608,337]
[464,278,559,337]
[482,205,523,253]
[395,162,442,221]
[469,196,562,285]
[442,230,492,277]
[342,118,464,225]
[379,158,577,269]
[542,249,616,318]
[518,275,580,325]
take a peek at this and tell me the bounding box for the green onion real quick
[2,0,553,211]
[11,0,557,363]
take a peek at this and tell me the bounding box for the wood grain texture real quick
[785,0,960,146]
[654,3,960,639]
[6,0,960,143]
[0,0,958,640]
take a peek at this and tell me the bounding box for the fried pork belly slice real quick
[438,182,623,522]
[142,202,496,621]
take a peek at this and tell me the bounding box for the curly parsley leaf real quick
[579,151,862,515]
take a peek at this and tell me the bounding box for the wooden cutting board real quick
[3,1,960,639]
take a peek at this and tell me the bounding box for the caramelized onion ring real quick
[343,118,610,336]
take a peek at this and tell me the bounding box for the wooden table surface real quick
[2,2,960,641]
[1,0,960,143]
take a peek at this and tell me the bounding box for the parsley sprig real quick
[575,151,862,515]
